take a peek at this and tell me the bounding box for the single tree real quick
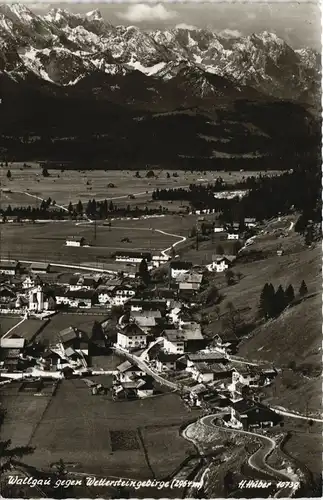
[54,458,72,499]
[0,410,34,474]
[6,169,11,180]
[299,280,308,297]
[223,302,241,338]
[205,285,219,306]
[42,167,49,177]
[285,284,295,305]
[274,284,287,316]
[304,224,314,246]
[169,246,176,259]
[166,172,170,179]
[139,258,150,284]
[76,200,83,215]
[223,470,235,496]
[225,269,235,286]
[91,321,104,342]
[67,201,73,213]
[259,283,270,319]
[214,305,221,320]
[216,244,224,255]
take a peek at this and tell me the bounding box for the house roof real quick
[0,260,19,269]
[232,398,267,414]
[59,326,78,342]
[133,316,157,328]
[66,236,84,242]
[175,272,203,284]
[157,352,181,363]
[128,299,167,310]
[122,381,140,389]
[117,360,136,373]
[42,349,60,359]
[163,330,186,342]
[65,346,78,358]
[64,290,96,299]
[69,276,79,285]
[115,251,152,260]
[30,263,50,271]
[0,337,25,349]
[194,362,232,374]
[132,310,162,319]
[119,323,146,337]
[170,261,192,270]
[136,378,154,391]
[0,286,16,297]
[190,383,208,394]
[187,352,229,363]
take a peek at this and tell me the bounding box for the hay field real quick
[0,164,280,208]
[0,316,22,337]
[3,380,195,478]
[35,312,110,345]
[0,220,178,264]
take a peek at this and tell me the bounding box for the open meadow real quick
[0,164,281,208]
[0,380,195,480]
[0,220,179,264]
[0,317,47,341]
[0,316,23,337]
[34,312,110,345]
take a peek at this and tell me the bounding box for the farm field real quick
[0,220,178,264]
[1,317,47,342]
[0,165,281,208]
[0,315,23,337]
[1,380,196,479]
[34,312,110,345]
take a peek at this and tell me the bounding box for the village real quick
[0,215,284,434]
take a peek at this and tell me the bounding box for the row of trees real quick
[259,281,308,319]
[1,204,66,221]
[67,198,171,219]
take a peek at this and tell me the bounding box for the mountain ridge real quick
[0,3,320,104]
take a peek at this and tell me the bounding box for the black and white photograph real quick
[0,0,321,498]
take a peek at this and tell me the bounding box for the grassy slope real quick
[193,216,321,414]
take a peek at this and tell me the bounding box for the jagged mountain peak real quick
[85,9,103,21]
[0,5,319,106]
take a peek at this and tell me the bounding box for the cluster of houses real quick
[0,256,213,314]
[112,360,155,400]
[0,325,91,376]
[110,288,281,430]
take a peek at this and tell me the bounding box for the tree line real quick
[67,198,172,219]
[259,281,308,319]
[0,202,66,221]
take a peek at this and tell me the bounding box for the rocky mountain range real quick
[0,4,320,166]
[0,3,320,105]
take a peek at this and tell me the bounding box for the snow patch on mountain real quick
[19,46,55,83]
[85,9,103,21]
[126,59,166,76]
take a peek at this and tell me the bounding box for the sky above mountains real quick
[15,1,321,50]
